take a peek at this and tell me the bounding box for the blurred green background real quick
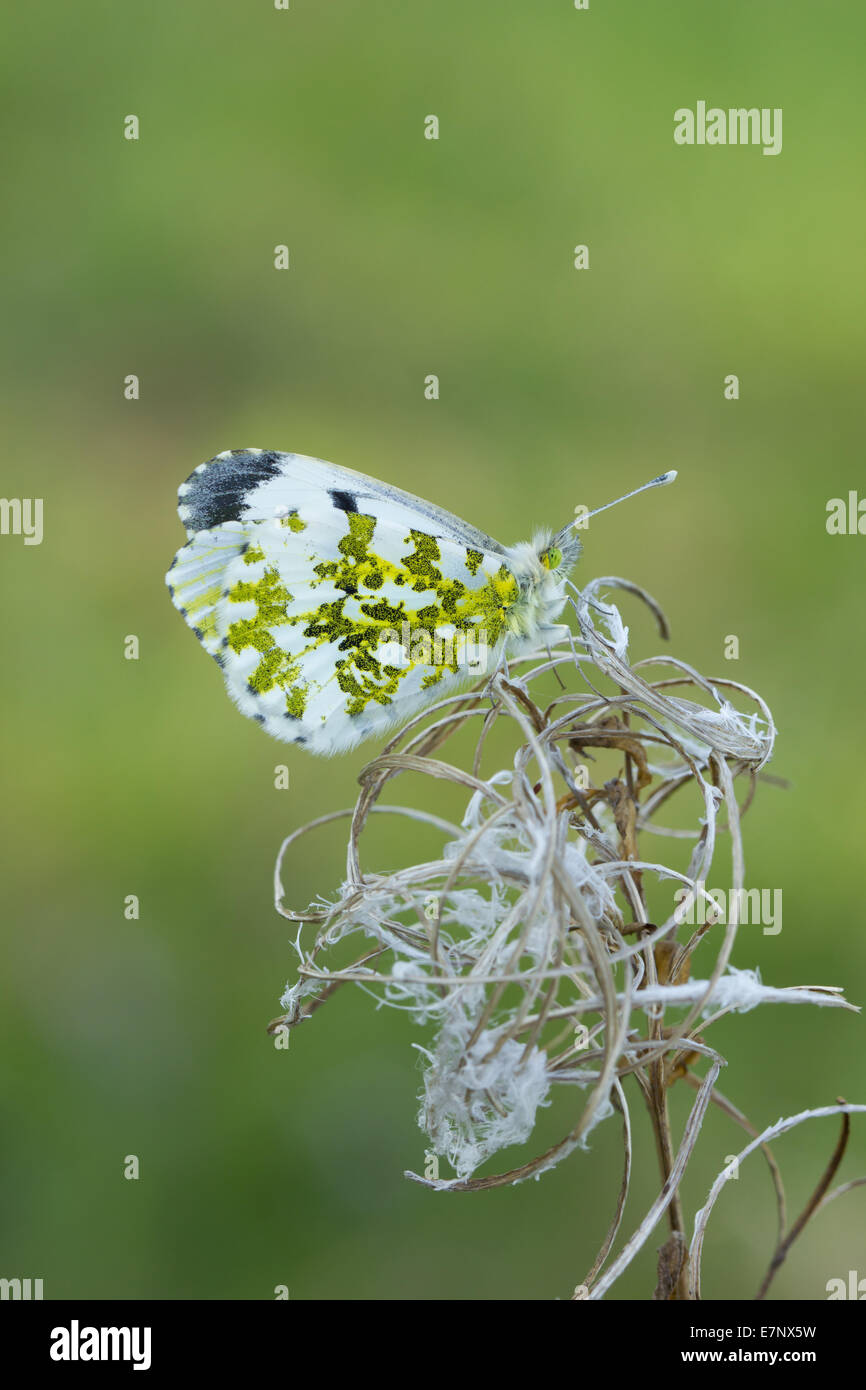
[1,0,864,1300]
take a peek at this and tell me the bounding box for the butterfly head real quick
[500,470,679,651]
[498,529,581,648]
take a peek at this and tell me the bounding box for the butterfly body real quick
[167,449,587,754]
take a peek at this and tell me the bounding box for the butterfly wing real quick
[167,450,519,753]
[175,448,506,552]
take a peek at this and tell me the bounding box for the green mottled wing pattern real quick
[167,451,520,753]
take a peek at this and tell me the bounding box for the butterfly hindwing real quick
[166,519,247,659]
[167,450,521,753]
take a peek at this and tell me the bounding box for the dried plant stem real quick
[646,1067,690,1299]
[689,1104,866,1299]
[271,576,861,1299]
[755,1109,850,1300]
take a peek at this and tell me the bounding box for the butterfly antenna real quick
[574,469,678,528]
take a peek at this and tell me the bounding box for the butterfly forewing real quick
[177,448,505,553]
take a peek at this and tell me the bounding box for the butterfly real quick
[166,448,675,754]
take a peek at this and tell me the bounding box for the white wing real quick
[176,448,506,553]
[167,450,519,753]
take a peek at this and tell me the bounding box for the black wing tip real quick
[178,449,283,531]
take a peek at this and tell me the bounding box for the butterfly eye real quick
[541,547,562,571]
